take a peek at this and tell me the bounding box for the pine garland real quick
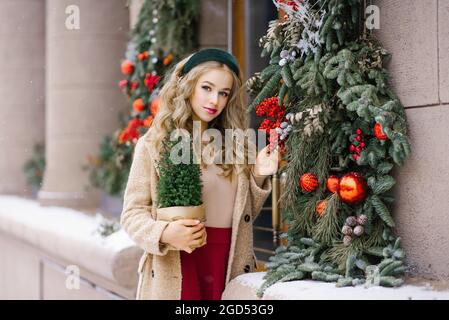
[250,0,411,296]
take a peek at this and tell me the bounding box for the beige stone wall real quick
[0,0,45,195]
[38,0,130,208]
[373,0,449,279]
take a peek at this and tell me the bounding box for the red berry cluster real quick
[255,97,286,151]
[119,118,143,144]
[255,97,285,119]
[349,128,366,161]
[144,73,161,92]
[259,118,282,132]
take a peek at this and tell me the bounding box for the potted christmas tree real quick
[156,134,206,248]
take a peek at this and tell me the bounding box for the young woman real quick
[120,48,279,300]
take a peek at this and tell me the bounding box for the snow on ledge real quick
[223,271,449,300]
[0,195,142,287]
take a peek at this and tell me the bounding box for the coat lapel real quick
[225,171,249,284]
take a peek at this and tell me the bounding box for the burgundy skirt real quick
[180,226,232,300]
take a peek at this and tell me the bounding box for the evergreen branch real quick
[370,195,395,227]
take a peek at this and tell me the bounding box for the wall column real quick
[39,0,130,208]
[0,0,45,195]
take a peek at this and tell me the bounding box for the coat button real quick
[244,214,250,223]
[151,270,154,278]
[244,265,251,273]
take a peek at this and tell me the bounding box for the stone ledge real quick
[0,195,142,289]
[222,272,449,300]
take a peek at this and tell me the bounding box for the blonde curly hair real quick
[144,54,253,179]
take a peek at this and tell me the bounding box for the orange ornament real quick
[338,172,368,204]
[326,175,340,193]
[374,123,388,140]
[133,98,145,112]
[143,115,154,128]
[163,53,174,66]
[121,60,134,75]
[150,97,160,115]
[138,51,149,61]
[316,200,327,217]
[299,173,319,192]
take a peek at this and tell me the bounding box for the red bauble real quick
[374,123,388,140]
[299,173,319,192]
[338,172,368,204]
[353,154,358,160]
[355,147,361,154]
[356,135,362,142]
[349,145,355,152]
[121,60,134,75]
[326,175,340,193]
[360,142,366,148]
[356,129,362,135]
[130,81,139,90]
[133,98,145,112]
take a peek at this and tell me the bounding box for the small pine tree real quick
[157,135,203,208]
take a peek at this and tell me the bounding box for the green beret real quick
[181,48,240,77]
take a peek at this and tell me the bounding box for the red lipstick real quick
[203,107,217,114]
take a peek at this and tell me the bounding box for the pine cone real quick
[343,235,352,246]
[246,73,262,94]
[353,225,364,237]
[357,214,368,225]
[345,216,357,227]
[342,225,353,236]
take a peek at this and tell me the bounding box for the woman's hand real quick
[254,145,280,176]
[160,219,206,253]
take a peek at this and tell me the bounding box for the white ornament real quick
[152,57,158,63]
[151,38,156,44]
[280,50,289,59]
[279,58,287,67]
[152,18,158,23]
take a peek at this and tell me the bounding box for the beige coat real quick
[120,132,272,300]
